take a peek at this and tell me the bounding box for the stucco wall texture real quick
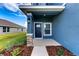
[53,3,79,55]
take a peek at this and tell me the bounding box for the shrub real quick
[57,48,64,56]
[11,47,21,56]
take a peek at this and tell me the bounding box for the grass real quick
[0,32,26,52]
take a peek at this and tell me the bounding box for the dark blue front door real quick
[35,22,42,38]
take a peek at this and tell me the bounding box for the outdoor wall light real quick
[44,14,46,16]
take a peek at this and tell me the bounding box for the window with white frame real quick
[44,23,52,36]
[3,26,10,32]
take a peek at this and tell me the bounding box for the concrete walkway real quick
[31,39,61,56]
[31,46,48,56]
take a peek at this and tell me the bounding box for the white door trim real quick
[34,22,43,39]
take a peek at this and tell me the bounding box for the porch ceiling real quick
[20,6,65,16]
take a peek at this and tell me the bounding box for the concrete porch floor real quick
[27,39,61,46]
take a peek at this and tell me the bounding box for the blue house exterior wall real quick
[53,3,79,55]
[27,3,79,55]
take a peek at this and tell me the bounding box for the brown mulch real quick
[3,45,33,56]
[46,46,75,56]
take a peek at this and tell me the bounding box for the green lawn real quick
[0,32,26,52]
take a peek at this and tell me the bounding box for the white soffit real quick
[20,6,65,11]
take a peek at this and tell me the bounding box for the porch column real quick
[27,13,32,34]
[27,13,33,46]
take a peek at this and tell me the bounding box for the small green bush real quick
[57,48,64,56]
[11,47,21,56]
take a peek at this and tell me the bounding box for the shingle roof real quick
[0,19,25,28]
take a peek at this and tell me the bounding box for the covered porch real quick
[19,3,65,46]
[19,3,65,39]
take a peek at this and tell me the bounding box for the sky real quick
[0,3,27,27]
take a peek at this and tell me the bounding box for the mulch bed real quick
[46,46,75,56]
[3,45,33,56]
